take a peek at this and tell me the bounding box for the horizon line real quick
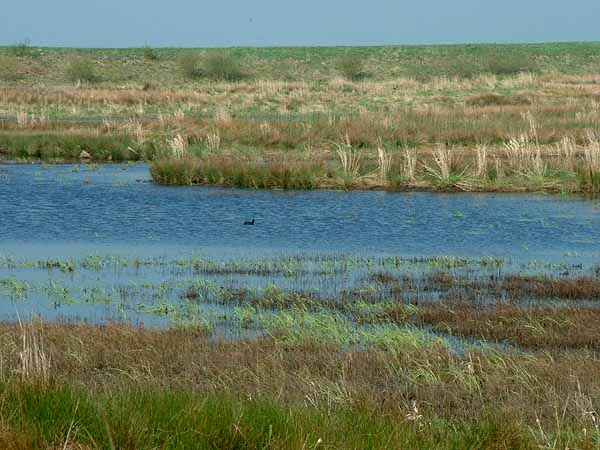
[1,40,599,50]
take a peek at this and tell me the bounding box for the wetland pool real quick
[1,163,600,338]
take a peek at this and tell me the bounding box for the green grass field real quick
[2,42,600,85]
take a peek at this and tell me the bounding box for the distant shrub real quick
[9,38,34,57]
[483,51,537,76]
[336,52,367,81]
[203,51,244,82]
[177,53,203,79]
[143,45,159,61]
[178,51,245,82]
[409,49,538,81]
[65,57,99,83]
[444,57,482,79]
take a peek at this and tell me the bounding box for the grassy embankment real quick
[1,43,600,193]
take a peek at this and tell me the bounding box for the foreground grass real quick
[1,384,541,450]
[0,320,599,448]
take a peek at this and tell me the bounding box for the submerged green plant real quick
[44,281,76,304]
[0,278,30,300]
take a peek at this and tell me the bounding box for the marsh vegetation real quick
[1,43,600,194]
[1,251,600,448]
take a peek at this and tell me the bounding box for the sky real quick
[2,0,599,48]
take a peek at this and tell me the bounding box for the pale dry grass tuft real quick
[167,134,189,159]
[335,135,362,178]
[584,131,600,174]
[16,111,30,128]
[17,320,50,384]
[173,109,185,123]
[557,136,577,172]
[206,131,221,153]
[126,120,145,144]
[377,142,391,181]
[475,145,488,178]
[504,114,546,177]
[424,145,452,181]
[215,108,232,124]
[403,147,418,181]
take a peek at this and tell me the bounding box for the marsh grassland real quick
[1,43,600,193]
[2,43,600,449]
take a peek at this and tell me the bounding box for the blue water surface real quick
[1,163,599,263]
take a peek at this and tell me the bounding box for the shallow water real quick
[1,163,600,337]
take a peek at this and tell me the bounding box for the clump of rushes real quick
[65,56,99,83]
[336,51,367,81]
[423,145,473,191]
[151,156,323,189]
[150,158,198,185]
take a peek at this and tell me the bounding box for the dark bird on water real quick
[243,219,255,225]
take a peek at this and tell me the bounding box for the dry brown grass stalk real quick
[335,135,362,178]
[17,320,50,384]
[376,141,391,181]
[167,134,189,159]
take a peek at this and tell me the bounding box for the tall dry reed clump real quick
[166,133,189,160]
[377,142,391,182]
[17,320,50,384]
[335,135,362,181]
[422,145,473,191]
